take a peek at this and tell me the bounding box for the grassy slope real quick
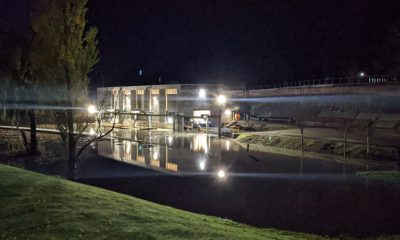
[0,164,330,240]
[357,171,400,184]
[236,133,396,163]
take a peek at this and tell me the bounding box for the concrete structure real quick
[97,78,400,128]
[97,84,231,128]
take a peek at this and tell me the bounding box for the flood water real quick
[78,129,400,237]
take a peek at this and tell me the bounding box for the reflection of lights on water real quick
[199,161,206,170]
[225,140,230,151]
[125,141,131,155]
[89,127,96,136]
[193,135,209,153]
[166,162,178,172]
[218,170,226,178]
[152,151,159,160]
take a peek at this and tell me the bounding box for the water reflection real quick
[96,129,360,182]
[97,131,238,176]
[80,129,400,236]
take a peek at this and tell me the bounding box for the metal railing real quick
[223,76,398,91]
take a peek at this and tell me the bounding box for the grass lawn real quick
[356,171,400,184]
[0,164,330,240]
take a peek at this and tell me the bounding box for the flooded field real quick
[78,129,400,237]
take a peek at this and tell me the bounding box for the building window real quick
[166,88,177,95]
[151,89,159,95]
[137,90,144,95]
[125,95,131,112]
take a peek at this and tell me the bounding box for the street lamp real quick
[359,72,365,77]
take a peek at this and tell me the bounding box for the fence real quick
[224,76,398,91]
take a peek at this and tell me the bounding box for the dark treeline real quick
[0,0,99,178]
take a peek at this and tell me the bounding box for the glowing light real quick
[167,117,174,124]
[88,105,97,114]
[193,134,209,153]
[359,72,365,77]
[199,89,206,98]
[126,141,131,155]
[217,170,226,178]
[224,109,232,116]
[226,140,230,151]
[199,160,206,170]
[152,151,159,160]
[217,95,226,105]
[89,127,96,136]
[168,136,173,145]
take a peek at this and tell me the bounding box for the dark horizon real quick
[1,0,400,89]
[87,0,400,88]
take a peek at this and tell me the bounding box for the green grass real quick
[236,134,397,162]
[0,164,333,240]
[357,171,400,184]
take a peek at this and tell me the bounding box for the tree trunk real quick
[66,109,76,179]
[28,109,38,155]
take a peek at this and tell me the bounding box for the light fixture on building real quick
[167,117,174,124]
[217,95,226,105]
[199,88,206,98]
[217,169,226,178]
[88,105,97,114]
[359,72,365,77]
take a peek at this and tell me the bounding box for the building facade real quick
[97,84,228,126]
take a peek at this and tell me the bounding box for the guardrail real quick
[224,76,398,91]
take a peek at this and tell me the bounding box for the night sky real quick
[2,0,400,88]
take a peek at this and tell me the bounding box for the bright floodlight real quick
[217,169,226,178]
[359,72,365,77]
[217,95,226,105]
[88,105,97,114]
[199,89,206,98]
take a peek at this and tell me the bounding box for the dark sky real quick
[1,0,400,88]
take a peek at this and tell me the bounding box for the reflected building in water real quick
[98,130,238,175]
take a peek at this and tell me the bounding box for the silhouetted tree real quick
[30,0,99,178]
[0,25,38,155]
